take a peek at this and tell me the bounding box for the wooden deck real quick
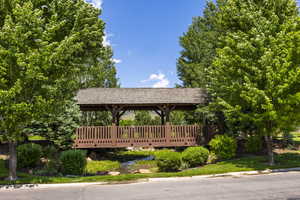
[74,124,202,148]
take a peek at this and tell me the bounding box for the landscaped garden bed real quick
[1,143,300,185]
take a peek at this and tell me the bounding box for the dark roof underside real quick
[76,88,206,111]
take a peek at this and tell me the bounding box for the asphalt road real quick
[1,172,300,200]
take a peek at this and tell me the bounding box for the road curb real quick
[1,167,300,190]
[148,167,300,182]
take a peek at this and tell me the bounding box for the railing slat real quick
[74,124,202,148]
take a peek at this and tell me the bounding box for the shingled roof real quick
[76,88,206,111]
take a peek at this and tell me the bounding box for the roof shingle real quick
[76,88,206,105]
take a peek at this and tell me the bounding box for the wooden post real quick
[165,122,171,145]
[116,112,120,126]
[165,107,170,123]
[112,123,117,146]
[161,112,165,125]
[111,109,117,125]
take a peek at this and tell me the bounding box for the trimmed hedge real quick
[17,143,42,169]
[209,135,237,160]
[155,151,181,172]
[182,147,209,167]
[59,150,87,175]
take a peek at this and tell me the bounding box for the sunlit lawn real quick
[86,160,120,174]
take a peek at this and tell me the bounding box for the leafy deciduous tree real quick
[209,0,300,165]
[0,0,111,179]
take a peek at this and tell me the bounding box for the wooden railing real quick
[74,124,202,148]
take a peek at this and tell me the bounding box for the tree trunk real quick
[8,141,17,181]
[264,135,274,166]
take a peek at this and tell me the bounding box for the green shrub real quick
[207,152,218,164]
[59,150,87,175]
[155,151,181,172]
[34,159,61,176]
[43,145,59,159]
[181,146,209,167]
[17,143,42,169]
[209,135,237,160]
[245,135,263,154]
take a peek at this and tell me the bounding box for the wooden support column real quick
[165,107,170,123]
[157,105,176,125]
[106,105,125,126]
[161,112,165,125]
[154,109,165,125]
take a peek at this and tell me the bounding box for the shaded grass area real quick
[0,159,8,178]
[1,152,300,185]
[129,160,158,172]
[108,150,155,162]
[291,132,300,143]
[86,160,120,174]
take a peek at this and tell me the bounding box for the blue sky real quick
[85,0,206,88]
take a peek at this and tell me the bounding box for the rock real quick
[65,175,78,178]
[28,170,33,174]
[108,171,120,176]
[96,171,109,176]
[138,169,151,174]
[40,158,48,163]
[86,157,92,161]
[88,152,98,160]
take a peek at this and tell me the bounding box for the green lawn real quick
[86,160,121,174]
[28,135,46,141]
[1,152,300,185]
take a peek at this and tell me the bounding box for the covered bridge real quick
[74,88,207,148]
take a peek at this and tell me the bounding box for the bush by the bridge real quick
[209,135,237,160]
[60,150,87,175]
[155,151,181,172]
[182,146,209,167]
[17,143,42,169]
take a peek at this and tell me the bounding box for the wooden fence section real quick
[74,124,202,148]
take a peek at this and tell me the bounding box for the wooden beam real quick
[154,109,162,117]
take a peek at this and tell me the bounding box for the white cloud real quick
[141,73,170,88]
[85,0,103,9]
[103,34,110,47]
[112,58,122,64]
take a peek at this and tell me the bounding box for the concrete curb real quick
[147,167,300,182]
[1,167,300,190]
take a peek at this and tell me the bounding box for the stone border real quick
[1,167,300,191]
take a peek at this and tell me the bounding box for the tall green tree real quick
[78,46,118,126]
[177,1,218,88]
[177,1,226,132]
[0,0,110,180]
[24,101,81,150]
[209,0,300,165]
